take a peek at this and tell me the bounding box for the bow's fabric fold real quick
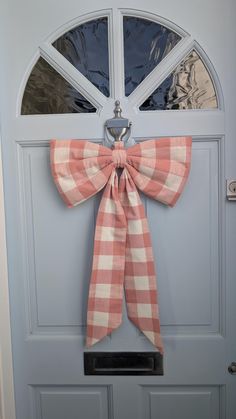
[50,137,192,353]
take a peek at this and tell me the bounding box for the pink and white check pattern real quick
[50,137,192,353]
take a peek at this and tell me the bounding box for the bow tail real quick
[86,170,127,347]
[120,169,164,354]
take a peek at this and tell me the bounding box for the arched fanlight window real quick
[21,15,219,115]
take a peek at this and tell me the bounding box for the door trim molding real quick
[0,140,16,419]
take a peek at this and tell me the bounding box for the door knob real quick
[228,362,236,374]
[226,180,236,200]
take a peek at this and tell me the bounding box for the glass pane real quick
[140,50,218,110]
[21,57,96,114]
[53,17,110,97]
[123,16,181,96]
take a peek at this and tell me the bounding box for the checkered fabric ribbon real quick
[50,137,192,353]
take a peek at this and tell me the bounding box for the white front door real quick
[0,0,236,418]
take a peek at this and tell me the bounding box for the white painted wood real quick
[0,142,16,419]
[6,111,224,141]
[110,8,125,100]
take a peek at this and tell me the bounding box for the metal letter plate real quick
[84,352,163,375]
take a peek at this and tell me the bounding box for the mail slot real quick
[84,352,163,375]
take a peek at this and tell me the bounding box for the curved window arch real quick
[21,13,220,115]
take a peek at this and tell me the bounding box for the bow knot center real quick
[112,144,127,168]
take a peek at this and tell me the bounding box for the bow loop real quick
[50,139,114,207]
[126,137,192,206]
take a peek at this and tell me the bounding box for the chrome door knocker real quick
[105,100,132,145]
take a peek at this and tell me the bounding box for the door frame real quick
[0,2,234,418]
[0,135,16,419]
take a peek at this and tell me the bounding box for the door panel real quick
[19,143,95,334]
[0,1,235,418]
[141,386,220,419]
[149,140,220,334]
[31,386,111,419]
[18,139,220,340]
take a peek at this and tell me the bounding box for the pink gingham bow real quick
[50,137,192,353]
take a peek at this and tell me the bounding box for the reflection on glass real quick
[123,16,181,96]
[140,51,218,110]
[21,57,96,114]
[53,17,110,97]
